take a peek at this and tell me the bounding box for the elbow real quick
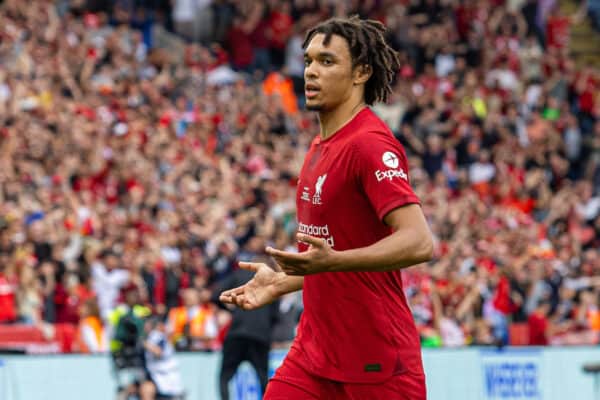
[414,233,434,264]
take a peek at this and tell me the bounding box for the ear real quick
[353,64,372,86]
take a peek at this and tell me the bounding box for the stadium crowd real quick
[0,0,598,356]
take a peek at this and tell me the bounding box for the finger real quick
[231,293,245,308]
[297,233,326,248]
[266,247,305,264]
[281,264,306,276]
[271,254,303,269]
[282,268,305,276]
[272,262,283,272]
[241,299,256,311]
[238,261,261,272]
[234,295,255,311]
[221,286,245,298]
[219,293,233,303]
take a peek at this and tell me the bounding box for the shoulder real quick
[349,108,399,150]
[346,115,411,177]
[349,129,405,161]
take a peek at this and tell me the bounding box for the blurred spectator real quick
[109,285,152,398]
[167,287,219,351]
[75,297,108,353]
[17,264,42,324]
[54,272,88,324]
[528,299,552,345]
[271,291,303,348]
[590,0,600,31]
[93,250,130,320]
[109,285,151,353]
[141,315,185,399]
[0,263,17,324]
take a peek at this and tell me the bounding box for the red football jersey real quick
[291,107,424,383]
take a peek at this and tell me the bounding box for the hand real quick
[219,262,280,310]
[266,233,337,276]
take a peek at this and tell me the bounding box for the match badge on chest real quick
[312,173,327,205]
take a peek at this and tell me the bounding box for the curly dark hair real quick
[302,15,400,105]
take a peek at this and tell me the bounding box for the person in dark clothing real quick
[213,266,280,400]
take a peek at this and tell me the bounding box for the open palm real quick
[219,262,280,310]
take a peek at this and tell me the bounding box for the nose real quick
[304,62,318,80]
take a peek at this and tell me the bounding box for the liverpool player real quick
[220,16,433,399]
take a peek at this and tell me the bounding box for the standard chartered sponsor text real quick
[298,222,335,247]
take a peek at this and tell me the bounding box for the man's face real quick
[105,254,118,270]
[183,289,199,307]
[126,290,140,306]
[303,33,355,112]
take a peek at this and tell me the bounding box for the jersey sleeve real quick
[352,132,420,221]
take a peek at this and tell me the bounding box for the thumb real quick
[297,233,326,248]
[238,261,262,273]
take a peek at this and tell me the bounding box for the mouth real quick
[305,83,321,99]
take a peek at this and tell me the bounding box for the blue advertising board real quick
[480,349,542,400]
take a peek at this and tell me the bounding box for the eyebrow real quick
[304,51,337,59]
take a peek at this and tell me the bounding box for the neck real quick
[318,99,366,140]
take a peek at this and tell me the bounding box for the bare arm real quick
[144,341,163,357]
[572,1,588,24]
[330,204,434,272]
[273,273,304,296]
[268,204,434,274]
[222,205,431,309]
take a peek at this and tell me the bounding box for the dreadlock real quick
[302,15,400,105]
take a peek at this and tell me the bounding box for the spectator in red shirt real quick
[545,3,586,49]
[269,0,294,68]
[0,263,17,323]
[528,300,552,345]
[227,15,255,72]
[55,273,85,324]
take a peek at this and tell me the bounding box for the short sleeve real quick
[149,331,165,348]
[352,132,420,221]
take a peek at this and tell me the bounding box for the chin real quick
[305,99,325,111]
[305,103,323,111]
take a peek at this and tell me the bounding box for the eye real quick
[304,59,311,66]
[322,59,332,66]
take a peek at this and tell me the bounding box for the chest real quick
[297,143,357,218]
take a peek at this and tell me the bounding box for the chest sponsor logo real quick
[312,173,327,205]
[298,222,335,248]
[376,151,408,182]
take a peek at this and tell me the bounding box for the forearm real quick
[329,228,433,273]
[144,342,162,357]
[273,272,304,297]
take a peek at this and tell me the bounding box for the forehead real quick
[305,33,350,58]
